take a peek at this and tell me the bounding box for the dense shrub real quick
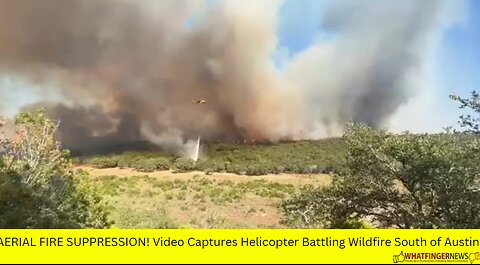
[225,164,246,175]
[89,157,119,169]
[133,159,157,172]
[82,138,347,175]
[152,157,171,171]
[133,158,171,172]
[245,164,267,176]
[173,158,196,172]
[117,156,136,168]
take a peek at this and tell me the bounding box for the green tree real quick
[281,123,480,228]
[0,110,111,228]
[450,91,480,133]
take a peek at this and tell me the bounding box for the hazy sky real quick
[274,0,479,132]
[0,0,478,134]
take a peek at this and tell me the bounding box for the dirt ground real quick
[81,166,332,185]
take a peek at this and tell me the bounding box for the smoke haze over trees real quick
[0,0,456,153]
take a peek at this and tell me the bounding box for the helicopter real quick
[192,99,207,104]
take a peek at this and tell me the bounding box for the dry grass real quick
[79,166,332,228]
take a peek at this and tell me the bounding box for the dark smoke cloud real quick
[0,0,452,154]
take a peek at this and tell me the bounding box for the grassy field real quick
[80,167,332,228]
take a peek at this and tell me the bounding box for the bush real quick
[115,206,177,229]
[225,164,246,175]
[245,164,269,176]
[152,157,171,171]
[133,159,157,172]
[117,156,135,168]
[333,218,373,229]
[173,158,196,172]
[89,157,118,168]
[275,165,286,174]
[0,110,111,228]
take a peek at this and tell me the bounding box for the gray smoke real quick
[0,0,452,153]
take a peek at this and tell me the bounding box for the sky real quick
[435,0,480,118]
[274,0,480,132]
[0,0,479,134]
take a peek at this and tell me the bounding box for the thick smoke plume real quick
[0,0,451,154]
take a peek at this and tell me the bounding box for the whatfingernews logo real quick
[393,251,480,264]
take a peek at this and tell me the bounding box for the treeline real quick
[82,139,346,175]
